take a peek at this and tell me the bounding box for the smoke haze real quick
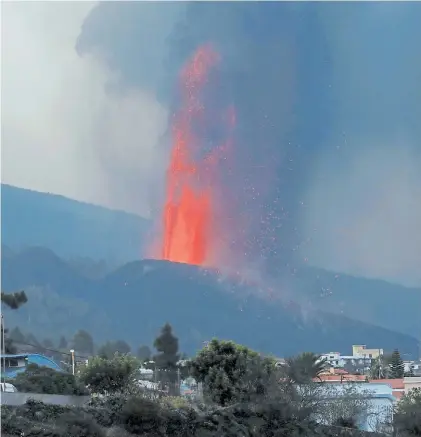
[2,1,168,216]
[2,2,420,287]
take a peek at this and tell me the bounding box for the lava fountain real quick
[157,44,235,266]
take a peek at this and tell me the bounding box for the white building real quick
[320,351,372,372]
[310,382,395,433]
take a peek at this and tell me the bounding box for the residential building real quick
[303,382,394,432]
[320,352,372,374]
[403,376,421,394]
[317,370,404,402]
[368,379,405,401]
[0,353,63,378]
[352,345,383,359]
[403,359,421,376]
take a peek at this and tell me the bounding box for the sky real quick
[2,1,420,288]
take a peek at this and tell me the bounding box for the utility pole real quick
[177,367,181,396]
[1,314,5,383]
[70,349,75,375]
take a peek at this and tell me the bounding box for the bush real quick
[119,395,166,435]
[333,416,358,429]
[57,413,105,437]
[394,387,421,436]
[80,354,139,395]
[10,364,88,395]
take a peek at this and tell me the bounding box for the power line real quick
[9,340,90,360]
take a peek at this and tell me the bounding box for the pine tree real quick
[389,349,404,378]
[136,345,152,361]
[153,323,180,393]
[97,340,131,359]
[72,329,94,354]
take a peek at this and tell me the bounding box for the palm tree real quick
[369,355,391,380]
[1,291,28,309]
[284,352,328,383]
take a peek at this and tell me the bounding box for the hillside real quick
[290,265,421,340]
[1,247,419,358]
[1,184,149,264]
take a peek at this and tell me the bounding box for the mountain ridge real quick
[1,183,149,264]
[1,247,419,358]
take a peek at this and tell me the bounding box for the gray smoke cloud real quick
[1,1,169,216]
[301,3,421,287]
[2,2,420,288]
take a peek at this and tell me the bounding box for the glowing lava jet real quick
[159,45,233,266]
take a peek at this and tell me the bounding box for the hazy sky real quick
[2,2,420,288]
[2,1,168,216]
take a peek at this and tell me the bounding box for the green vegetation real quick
[284,351,328,383]
[190,338,276,406]
[1,290,28,354]
[389,349,405,379]
[97,340,131,358]
[2,323,419,436]
[394,387,421,436]
[9,363,88,395]
[1,324,421,437]
[80,354,139,395]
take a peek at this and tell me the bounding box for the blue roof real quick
[1,353,65,375]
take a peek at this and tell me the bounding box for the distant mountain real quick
[290,265,421,341]
[1,184,149,264]
[1,247,419,358]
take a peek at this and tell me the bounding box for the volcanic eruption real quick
[157,45,235,266]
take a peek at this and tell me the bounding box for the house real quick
[310,382,394,432]
[368,378,404,401]
[0,353,64,378]
[318,373,404,402]
[352,345,383,359]
[404,376,421,394]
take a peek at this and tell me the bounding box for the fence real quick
[1,392,90,407]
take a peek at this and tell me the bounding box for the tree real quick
[283,352,328,383]
[190,338,277,406]
[58,335,68,349]
[394,387,421,436]
[42,338,55,349]
[26,333,41,347]
[10,363,87,395]
[389,349,404,379]
[97,340,131,359]
[80,354,139,395]
[9,327,26,344]
[1,290,28,309]
[153,323,180,393]
[369,354,392,379]
[72,329,94,354]
[136,345,152,361]
[1,290,28,354]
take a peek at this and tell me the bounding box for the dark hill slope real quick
[1,184,149,264]
[291,266,421,339]
[98,259,419,357]
[1,248,419,358]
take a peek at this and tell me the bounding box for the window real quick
[6,359,19,368]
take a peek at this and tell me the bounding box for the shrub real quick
[119,395,165,435]
[80,354,139,395]
[58,413,105,437]
[10,364,87,395]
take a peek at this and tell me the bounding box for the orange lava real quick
[159,45,232,266]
